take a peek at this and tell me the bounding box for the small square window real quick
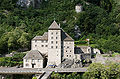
[66,50,67,52]
[51,41,53,44]
[35,45,37,47]
[67,55,68,57]
[51,32,53,35]
[42,40,44,43]
[70,50,72,52]
[56,46,58,48]
[38,59,40,62]
[45,41,47,43]
[26,64,29,66]
[56,37,58,39]
[67,46,69,48]
[70,55,71,57]
[56,32,58,34]
[35,40,37,42]
[51,37,53,39]
[41,45,44,47]
[46,45,48,47]
[56,41,58,44]
[51,46,53,48]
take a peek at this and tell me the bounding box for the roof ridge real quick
[48,20,61,30]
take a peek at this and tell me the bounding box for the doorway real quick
[32,64,35,68]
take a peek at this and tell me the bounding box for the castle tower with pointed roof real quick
[47,21,62,66]
[24,20,80,68]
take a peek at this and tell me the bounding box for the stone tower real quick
[47,21,62,66]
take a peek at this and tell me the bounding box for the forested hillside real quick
[0,0,120,54]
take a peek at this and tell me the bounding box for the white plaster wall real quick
[31,40,48,55]
[93,48,100,54]
[63,41,75,59]
[48,30,61,66]
[23,59,43,68]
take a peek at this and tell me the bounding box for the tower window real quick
[51,41,53,44]
[56,41,58,44]
[56,46,58,48]
[51,46,53,48]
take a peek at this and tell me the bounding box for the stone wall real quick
[92,54,120,64]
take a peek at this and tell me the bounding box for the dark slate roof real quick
[48,20,61,30]
[74,46,89,54]
[61,29,74,41]
[32,32,48,40]
[23,50,44,60]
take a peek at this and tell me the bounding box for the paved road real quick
[0,67,87,74]
[0,67,87,79]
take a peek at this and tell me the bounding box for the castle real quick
[23,21,92,68]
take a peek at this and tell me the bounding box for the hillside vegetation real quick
[0,0,120,54]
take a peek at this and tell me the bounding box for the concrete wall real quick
[63,41,75,59]
[23,59,44,68]
[47,30,61,66]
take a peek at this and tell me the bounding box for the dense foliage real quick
[51,72,83,79]
[51,63,120,79]
[0,53,26,67]
[83,63,120,79]
[0,0,120,54]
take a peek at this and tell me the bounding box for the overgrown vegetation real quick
[0,53,26,67]
[0,0,120,54]
[51,63,120,79]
